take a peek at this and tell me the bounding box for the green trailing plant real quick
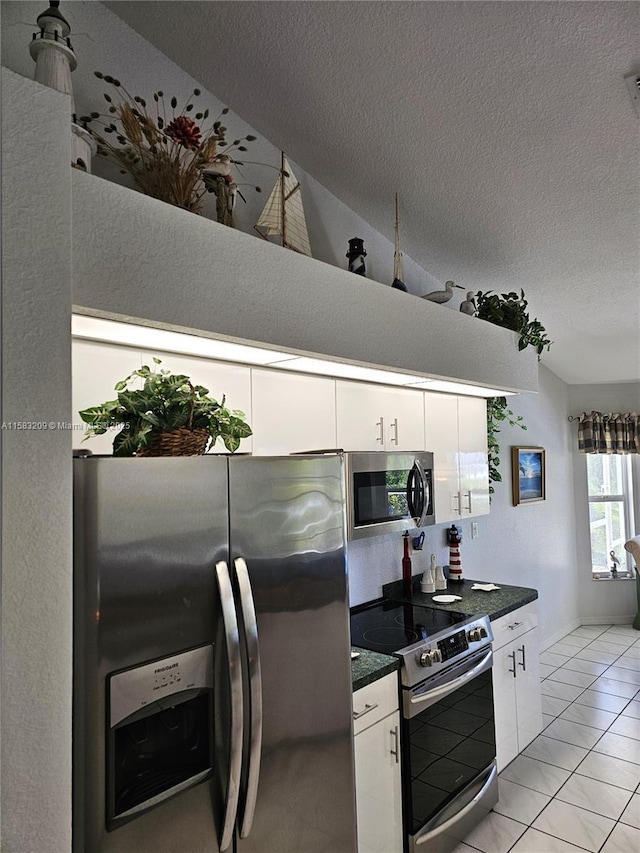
[474,289,552,355]
[79,358,252,456]
[486,397,526,496]
[473,288,551,495]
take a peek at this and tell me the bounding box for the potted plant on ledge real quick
[473,289,552,496]
[79,358,252,456]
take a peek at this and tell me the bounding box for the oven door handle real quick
[414,761,498,847]
[410,649,493,709]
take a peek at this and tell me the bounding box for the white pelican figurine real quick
[459,291,476,315]
[422,280,463,303]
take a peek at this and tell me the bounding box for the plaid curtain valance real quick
[577,411,639,454]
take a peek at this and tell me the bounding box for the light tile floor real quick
[453,624,640,853]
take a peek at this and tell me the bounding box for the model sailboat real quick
[254,152,312,256]
[391,192,408,291]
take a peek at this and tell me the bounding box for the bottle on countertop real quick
[420,554,436,594]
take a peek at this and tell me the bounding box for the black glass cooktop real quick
[350,599,468,655]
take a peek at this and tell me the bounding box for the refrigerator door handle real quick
[234,557,263,839]
[215,560,244,852]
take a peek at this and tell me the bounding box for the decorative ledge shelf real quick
[71,171,538,395]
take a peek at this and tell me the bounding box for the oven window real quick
[404,669,495,833]
[353,469,409,526]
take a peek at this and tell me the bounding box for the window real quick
[587,454,635,578]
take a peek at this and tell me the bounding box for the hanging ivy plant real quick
[474,289,552,496]
[474,289,552,355]
[486,397,526,496]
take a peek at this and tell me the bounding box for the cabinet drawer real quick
[492,603,538,650]
[353,673,399,735]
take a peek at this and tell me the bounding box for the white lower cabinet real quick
[492,603,543,771]
[353,673,403,853]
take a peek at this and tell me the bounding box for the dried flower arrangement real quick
[79,72,259,217]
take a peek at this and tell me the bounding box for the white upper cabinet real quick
[72,341,253,454]
[424,393,489,523]
[336,381,425,451]
[457,396,490,518]
[72,339,143,456]
[145,351,253,453]
[250,368,336,455]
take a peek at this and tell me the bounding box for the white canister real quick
[434,564,447,590]
[420,554,436,594]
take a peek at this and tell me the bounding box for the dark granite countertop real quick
[382,576,538,621]
[351,647,400,692]
[350,577,537,691]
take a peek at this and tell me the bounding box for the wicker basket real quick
[135,427,211,457]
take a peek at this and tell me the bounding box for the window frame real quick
[586,454,637,580]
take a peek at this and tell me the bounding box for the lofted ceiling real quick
[105,0,640,386]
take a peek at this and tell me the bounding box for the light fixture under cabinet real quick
[71,313,514,397]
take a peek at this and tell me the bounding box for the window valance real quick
[577,411,639,454]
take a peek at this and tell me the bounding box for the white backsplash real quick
[347,525,453,607]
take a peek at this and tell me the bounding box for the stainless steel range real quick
[350,600,498,853]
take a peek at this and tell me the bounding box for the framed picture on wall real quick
[512,446,546,506]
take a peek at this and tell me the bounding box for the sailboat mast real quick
[280,150,287,249]
[391,192,407,291]
[394,193,401,280]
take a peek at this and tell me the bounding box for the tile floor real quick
[453,623,640,853]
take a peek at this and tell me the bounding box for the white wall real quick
[349,367,582,648]
[569,382,640,623]
[1,70,73,852]
[0,0,443,297]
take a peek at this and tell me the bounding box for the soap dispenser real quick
[420,554,436,594]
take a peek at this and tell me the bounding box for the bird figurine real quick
[422,280,463,303]
[459,291,476,315]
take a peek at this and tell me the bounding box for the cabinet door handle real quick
[376,417,384,444]
[508,621,524,631]
[508,651,517,678]
[390,725,399,763]
[453,492,462,515]
[464,490,472,513]
[390,418,399,445]
[353,702,379,721]
[518,644,526,671]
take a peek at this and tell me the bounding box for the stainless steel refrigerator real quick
[73,454,357,853]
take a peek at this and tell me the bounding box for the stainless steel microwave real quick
[345,451,435,540]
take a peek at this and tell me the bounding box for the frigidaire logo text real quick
[155,663,179,674]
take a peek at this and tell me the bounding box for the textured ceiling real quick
[105,1,640,385]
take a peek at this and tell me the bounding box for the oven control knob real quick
[419,649,442,667]
[468,626,488,642]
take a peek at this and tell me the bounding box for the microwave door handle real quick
[214,561,243,852]
[406,466,417,519]
[413,459,430,527]
[233,557,263,839]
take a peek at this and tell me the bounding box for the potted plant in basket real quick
[79,359,252,456]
